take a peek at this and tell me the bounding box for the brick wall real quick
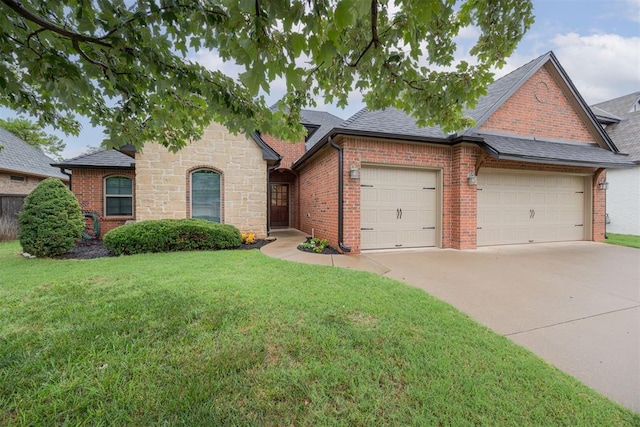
[0,171,66,195]
[261,134,305,169]
[480,65,596,143]
[135,122,269,238]
[298,145,339,245]
[298,136,605,254]
[69,168,135,235]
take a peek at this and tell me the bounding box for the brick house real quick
[54,51,633,252]
[0,126,69,241]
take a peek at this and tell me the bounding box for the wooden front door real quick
[270,184,289,227]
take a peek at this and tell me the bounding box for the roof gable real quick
[478,65,596,143]
[0,127,68,179]
[467,52,617,152]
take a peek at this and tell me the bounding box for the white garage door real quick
[361,166,438,250]
[477,171,587,246]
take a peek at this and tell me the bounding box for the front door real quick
[270,184,289,227]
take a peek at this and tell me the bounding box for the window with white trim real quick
[191,169,221,222]
[104,176,133,216]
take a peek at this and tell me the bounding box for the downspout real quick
[60,168,72,190]
[329,137,352,253]
[266,159,282,236]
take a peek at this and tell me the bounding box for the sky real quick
[1,0,639,160]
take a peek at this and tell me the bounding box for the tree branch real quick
[1,0,113,47]
[346,0,379,67]
[72,39,110,73]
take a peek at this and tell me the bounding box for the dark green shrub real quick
[18,178,84,257]
[103,219,242,255]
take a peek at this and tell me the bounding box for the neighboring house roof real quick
[590,106,622,125]
[0,126,68,180]
[293,51,631,170]
[53,149,135,169]
[592,92,640,163]
[300,110,345,149]
[592,91,640,118]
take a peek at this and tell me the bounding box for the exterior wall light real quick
[349,165,360,179]
[598,180,609,190]
[467,172,478,186]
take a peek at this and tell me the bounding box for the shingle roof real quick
[300,110,344,149]
[293,51,623,169]
[592,92,640,119]
[0,126,68,179]
[596,111,640,162]
[591,92,640,162]
[475,132,633,168]
[54,149,135,169]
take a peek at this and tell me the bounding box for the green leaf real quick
[334,0,355,30]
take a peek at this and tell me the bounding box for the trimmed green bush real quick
[18,178,84,257]
[103,219,242,255]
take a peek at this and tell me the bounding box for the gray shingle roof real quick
[337,107,448,139]
[54,149,135,169]
[592,92,640,119]
[293,51,622,169]
[602,111,640,162]
[333,52,552,141]
[474,132,633,168]
[300,110,344,149]
[591,92,640,162]
[0,126,68,179]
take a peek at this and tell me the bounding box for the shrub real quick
[103,219,242,255]
[18,178,84,257]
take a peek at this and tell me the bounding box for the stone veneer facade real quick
[135,122,269,238]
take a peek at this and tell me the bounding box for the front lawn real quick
[0,241,637,425]
[606,233,640,249]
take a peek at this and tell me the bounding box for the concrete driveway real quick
[364,242,640,412]
[263,231,640,412]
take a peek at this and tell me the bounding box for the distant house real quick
[55,51,633,252]
[0,126,68,194]
[591,92,640,236]
[0,126,69,240]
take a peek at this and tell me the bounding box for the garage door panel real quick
[361,166,438,250]
[478,171,586,246]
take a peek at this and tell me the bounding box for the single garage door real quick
[477,170,587,246]
[361,166,438,250]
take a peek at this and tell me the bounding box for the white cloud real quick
[550,32,640,103]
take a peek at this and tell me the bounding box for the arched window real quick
[191,169,221,222]
[104,176,133,216]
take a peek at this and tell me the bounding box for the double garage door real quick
[477,171,587,246]
[360,166,588,250]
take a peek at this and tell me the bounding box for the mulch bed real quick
[55,239,274,260]
[297,244,340,255]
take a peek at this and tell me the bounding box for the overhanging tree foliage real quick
[0,0,534,152]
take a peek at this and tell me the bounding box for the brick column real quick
[592,169,606,242]
[450,145,478,249]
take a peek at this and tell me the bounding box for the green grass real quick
[606,233,640,249]
[1,241,638,426]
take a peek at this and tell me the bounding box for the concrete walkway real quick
[262,229,640,412]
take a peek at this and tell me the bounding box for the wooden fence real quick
[0,194,26,242]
